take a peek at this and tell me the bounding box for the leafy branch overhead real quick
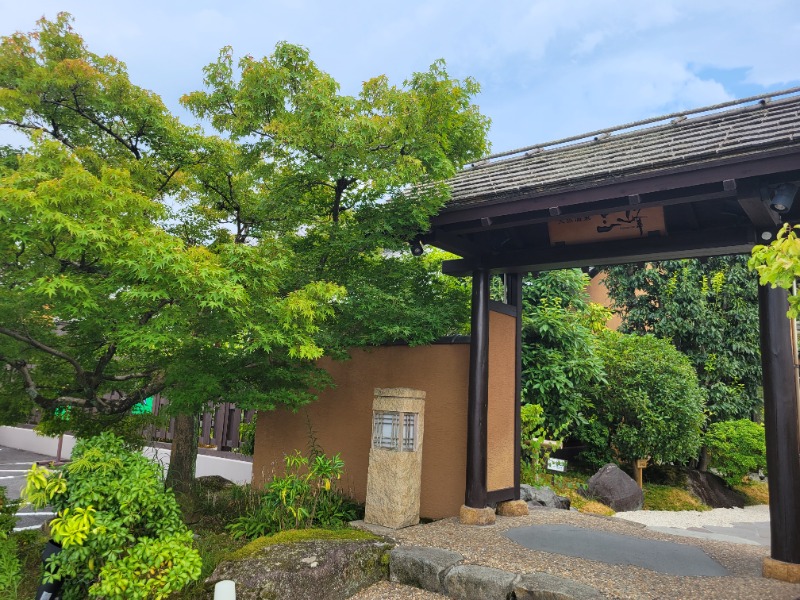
[0,14,489,429]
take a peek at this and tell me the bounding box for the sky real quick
[2,0,799,154]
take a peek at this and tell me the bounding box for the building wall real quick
[587,272,622,330]
[253,313,517,519]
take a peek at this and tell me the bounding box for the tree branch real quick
[0,327,85,376]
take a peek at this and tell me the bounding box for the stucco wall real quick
[253,310,519,519]
[254,342,473,519]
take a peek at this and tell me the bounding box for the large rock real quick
[583,464,643,512]
[207,537,393,600]
[520,484,571,510]
[686,470,745,508]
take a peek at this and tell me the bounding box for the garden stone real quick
[206,538,393,600]
[514,572,606,599]
[443,564,518,600]
[521,484,571,510]
[686,470,745,508]
[390,546,464,594]
[584,464,643,512]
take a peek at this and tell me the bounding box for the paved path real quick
[0,445,56,531]
[614,505,771,547]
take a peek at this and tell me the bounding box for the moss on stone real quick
[227,528,380,561]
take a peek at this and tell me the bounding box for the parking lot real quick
[0,445,56,531]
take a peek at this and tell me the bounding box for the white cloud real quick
[0,0,798,151]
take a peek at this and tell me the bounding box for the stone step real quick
[389,545,605,599]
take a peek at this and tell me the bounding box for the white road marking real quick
[0,469,30,472]
[16,512,55,516]
[13,525,43,531]
[0,476,15,480]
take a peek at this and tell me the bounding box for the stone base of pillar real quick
[459,505,496,525]
[496,499,529,517]
[763,557,800,583]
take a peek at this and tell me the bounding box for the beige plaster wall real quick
[253,311,519,519]
[253,343,471,519]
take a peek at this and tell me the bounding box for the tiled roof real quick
[447,90,800,210]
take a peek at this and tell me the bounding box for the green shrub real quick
[0,487,21,597]
[578,331,706,468]
[228,450,358,540]
[520,403,565,484]
[705,419,767,486]
[22,432,202,599]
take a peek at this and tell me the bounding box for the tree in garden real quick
[180,41,489,343]
[515,270,610,437]
[602,256,761,423]
[0,15,341,490]
[579,330,707,468]
[0,15,488,491]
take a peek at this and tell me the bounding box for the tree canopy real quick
[0,14,488,436]
[602,256,761,422]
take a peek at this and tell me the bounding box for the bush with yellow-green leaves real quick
[22,432,201,599]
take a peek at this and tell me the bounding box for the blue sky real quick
[2,0,799,153]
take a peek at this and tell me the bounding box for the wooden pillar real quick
[466,268,490,508]
[758,283,800,564]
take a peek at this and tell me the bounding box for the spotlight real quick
[409,238,424,257]
[582,266,600,279]
[769,183,798,214]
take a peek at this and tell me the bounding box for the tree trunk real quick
[697,445,709,472]
[166,412,198,496]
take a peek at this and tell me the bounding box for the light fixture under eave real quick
[769,183,799,214]
[409,238,424,257]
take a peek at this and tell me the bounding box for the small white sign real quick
[547,458,568,472]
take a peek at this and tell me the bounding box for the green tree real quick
[1,16,487,493]
[0,15,340,489]
[580,331,707,468]
[180,42,488,347]
[602,256,761,422]
[750,223,800,316]
[516,270,610,436]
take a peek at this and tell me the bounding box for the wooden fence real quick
[25,396,256,453]
[148,395,256,451]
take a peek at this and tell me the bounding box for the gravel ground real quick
[613,505,771,529]
[353,507,800,600]
[351,581,448,599]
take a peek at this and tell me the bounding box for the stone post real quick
[364,388,426,529]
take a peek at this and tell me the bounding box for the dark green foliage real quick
[318,249,470,352]
[579,331,707,467]
[603,256,761,422]
[228,450,359,541]
[705,419,767,486]
[0,486,21,596]
[519,270,609,434]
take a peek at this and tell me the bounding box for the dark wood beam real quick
[465,269,489,508]
[736,179,782,229]
[436,187,735,237]
[758,284,800,564]
[442,226,757,276]
[421,229,481,257]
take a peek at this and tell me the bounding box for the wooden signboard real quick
[548,207,666,246]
